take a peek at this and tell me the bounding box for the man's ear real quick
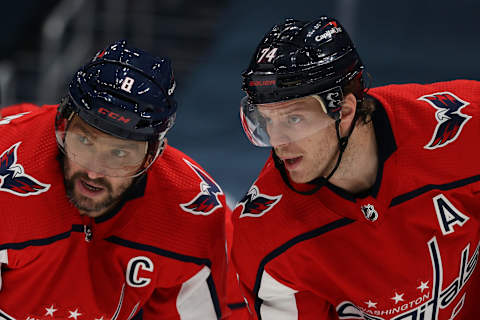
[339,93,357,136]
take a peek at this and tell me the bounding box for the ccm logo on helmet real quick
[97,107,131,124]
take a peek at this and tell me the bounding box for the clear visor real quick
[240,94,336,147]
[56,115,150,177]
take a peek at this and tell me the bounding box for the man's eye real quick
[287,115,302,124]
[112,149,128,158]
[79,135,92,145]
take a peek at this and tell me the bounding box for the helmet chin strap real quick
[325,117,355,180]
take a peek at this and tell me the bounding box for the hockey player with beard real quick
[0,40,231,319]
[232,16,480,319]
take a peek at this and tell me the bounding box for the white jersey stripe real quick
[0,308,15,320]
[259,270,299,320]
[0,250,7,291]
[177,266,217,319]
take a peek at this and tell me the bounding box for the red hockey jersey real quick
[231,80,480,320]
[225,207,252,320]
[0,105,229,319]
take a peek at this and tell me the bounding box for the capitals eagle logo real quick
[180,159,223,215]
[236,185,282,218]
[0,142,50,196]
[419,92,471,150]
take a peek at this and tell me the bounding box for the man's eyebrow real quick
[71,120,145,151]
[110,142,143,151]
[70,121,97,139]
[261,103,311,116]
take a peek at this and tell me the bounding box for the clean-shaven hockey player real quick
[232,16,480,319]
[0,41,230,319]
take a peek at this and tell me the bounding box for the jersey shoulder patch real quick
[179,158,224,216]
[236,184,282,219]
[0,142,50,196]
[418,91,471,150]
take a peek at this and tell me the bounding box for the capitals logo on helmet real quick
[0,142,50,196]
[236,185,282,218]
[419,92,472,150]
[180,159,223,216]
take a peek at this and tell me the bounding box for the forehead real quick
[69,116,144,146]
[257,95,326,115]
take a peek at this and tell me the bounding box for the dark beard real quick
[62,159,126,213]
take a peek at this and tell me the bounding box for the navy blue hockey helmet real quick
[240,16,365,147]
[64,40,176,141]
[55,40,177,177]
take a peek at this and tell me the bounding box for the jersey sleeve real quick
[140,189,230,319]
[231,196,338,320]
[225,207,252,319]
[141,265,222,319]
[233,248,338,320]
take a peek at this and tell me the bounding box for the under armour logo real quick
[361,204,378,222]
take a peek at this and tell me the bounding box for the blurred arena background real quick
[0,0,479,207]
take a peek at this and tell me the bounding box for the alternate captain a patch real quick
[236,185,282,218]
[0,142,50,196]
[180,159,223,215]
[419,92,471,150]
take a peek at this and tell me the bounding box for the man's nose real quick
[85,168,106,180]
[85,154,110,179]
[268,125,291,147]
